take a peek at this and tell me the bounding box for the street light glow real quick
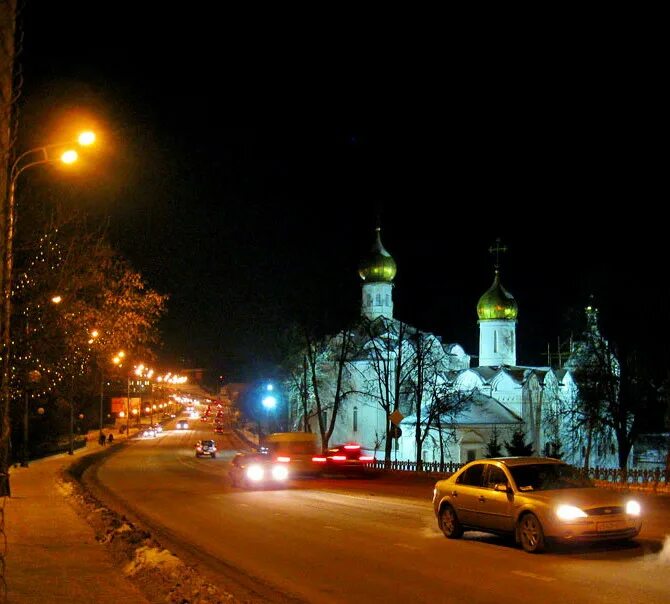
[262,395,277,410]
[51,295,62,304]
[78,130,96,146]
[60,149,78,164]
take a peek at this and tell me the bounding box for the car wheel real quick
[519,513,545,553]
[211,453,216,458]
[439,505,463,539]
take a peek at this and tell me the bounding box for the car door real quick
[475,464,514,533]
[453,463,486,526]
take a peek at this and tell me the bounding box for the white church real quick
[286,228,617,469]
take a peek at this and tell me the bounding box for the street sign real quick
[389,409,404,426]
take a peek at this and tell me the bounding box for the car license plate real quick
[597,520,625,532]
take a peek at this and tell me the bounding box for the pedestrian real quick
[98,431,106,446]
[107,433,114,445]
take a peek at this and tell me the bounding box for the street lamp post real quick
[262,384,277,436]
[0,132,95,494]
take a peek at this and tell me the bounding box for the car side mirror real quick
[494,483,511,493]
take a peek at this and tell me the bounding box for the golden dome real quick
[358,228,397,283]
[477,272,518,320]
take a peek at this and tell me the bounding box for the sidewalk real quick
[3,429,151,604]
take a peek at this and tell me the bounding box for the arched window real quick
[366,294,372,306]
[493,330,498,353]
[375,293,381,306]
[353,407,358,432]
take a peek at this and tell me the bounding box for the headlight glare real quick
[626,500,641,516]
[556,504,588,520]
[272,465,289,480]
[246,465,264,481]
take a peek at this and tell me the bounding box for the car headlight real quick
[272,465,289,481]
[246,465,264,481]
[626,500,641,516]
[556,504,588,520]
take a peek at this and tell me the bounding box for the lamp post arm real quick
[10,146,50,180]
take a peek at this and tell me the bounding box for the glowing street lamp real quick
[1,130,97,493]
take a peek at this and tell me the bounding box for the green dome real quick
[477,272,518,320]
[358,228,397,283]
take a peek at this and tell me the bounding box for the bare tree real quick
[360,317,414,464]
[305,326,360,451]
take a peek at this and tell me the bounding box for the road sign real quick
[389,409,404,426]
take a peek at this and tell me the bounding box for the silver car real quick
[433,457,642,553]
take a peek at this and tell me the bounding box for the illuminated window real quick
[353,407,358,432]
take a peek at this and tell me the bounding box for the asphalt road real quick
[87,421,670,604]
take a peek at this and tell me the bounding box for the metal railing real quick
[370,459,670,490]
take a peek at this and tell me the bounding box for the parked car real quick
[433,457,642,553]
[229,452,290,488]
[195,439,217,458]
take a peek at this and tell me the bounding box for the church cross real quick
[488,238,507,270]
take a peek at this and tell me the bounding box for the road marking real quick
[394,543,419,550]
[512,570,555,582]
[323,525,343,531]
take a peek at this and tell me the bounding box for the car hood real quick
[516,487,634,508]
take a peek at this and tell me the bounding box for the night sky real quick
[14,3,667,383]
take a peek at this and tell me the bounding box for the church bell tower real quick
[358,227,396,320]
[477,239,518,366]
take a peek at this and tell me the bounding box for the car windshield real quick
[201,440,215,447]
[509,463,594,491]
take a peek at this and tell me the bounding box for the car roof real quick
[475,457,567,467]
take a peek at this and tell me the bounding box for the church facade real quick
[285,229,619,469]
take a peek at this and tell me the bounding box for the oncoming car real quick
[229,452,290,488]
[433,457,642,553]
[175,420,189,430]
[195,439,217,458]
[141,428,156,439]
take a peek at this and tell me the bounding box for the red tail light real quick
[312,456,327,463]
[331,455,347,461]
[359,455,374,461]
[277,456,291,463]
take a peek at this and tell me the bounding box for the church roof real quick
[401,392,521,428]
[457,393,522,424]
[469,366,499,382]
[358,227,397,283]
[477,271,518,321]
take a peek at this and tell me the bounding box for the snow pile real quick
[124,544,183,577]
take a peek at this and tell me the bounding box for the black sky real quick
[14,3,667,382]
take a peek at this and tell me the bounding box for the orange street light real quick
[1,130,99,492]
